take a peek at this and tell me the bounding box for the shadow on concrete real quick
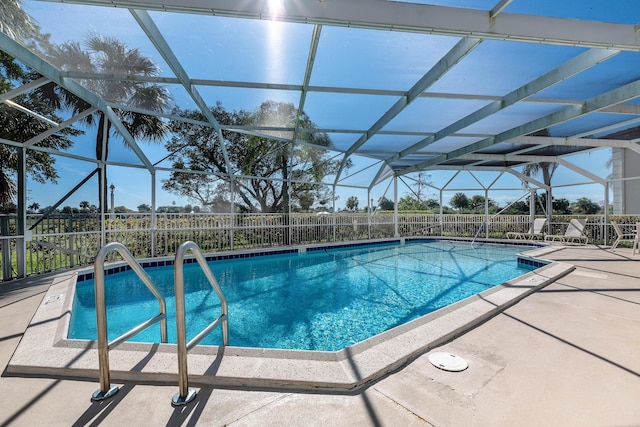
[502,311,639,378]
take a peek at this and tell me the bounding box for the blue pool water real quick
[69,241,539,351]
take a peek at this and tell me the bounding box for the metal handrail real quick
[91,242,168,401]
[173,241,229,406]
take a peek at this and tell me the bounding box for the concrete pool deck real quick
[1,244,639,425]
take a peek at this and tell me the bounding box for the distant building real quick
[604,126,640,214]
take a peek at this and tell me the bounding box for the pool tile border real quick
[77,237,547,282]
[76,248,300,282]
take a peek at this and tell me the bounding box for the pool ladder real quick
[172,241,228,406]
[91,242,168,401]
[91,241,228,406]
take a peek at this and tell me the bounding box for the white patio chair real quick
[610,221,637,252]
[544,218,588,245]
[506,218,547,240]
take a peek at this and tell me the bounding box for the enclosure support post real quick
[484,189,489,239]
[529,188,537,231]
[16,147,26,278]
[332,185,337,242]
[439,189,444,236]
[367,190,372,240]
[393,176,399,237]
[603,182,610,246]
[0,218,11,280]
[68,216,74,268]
[99,118,108,248]
[151,171,157,257]
[287,150,292,247]
[546,187,553,231]
[100,164,106,249]
[230,177,235,250]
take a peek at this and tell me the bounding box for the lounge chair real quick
[506,218,547,240]
[544,218,588,245]
[610,221,638,252]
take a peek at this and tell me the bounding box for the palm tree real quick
[450,192,469,213]
[47,34,171,210]
[0,0,38,42]
[1,0,33,205]
[522,161,557,189]
[2,45,79,211]
[522,161,557,215]
[28,202,40,213]
[521,128,559,215]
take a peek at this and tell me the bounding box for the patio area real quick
[1,244,638,426]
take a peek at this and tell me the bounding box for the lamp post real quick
[109,184,115,216]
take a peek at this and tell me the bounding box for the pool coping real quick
[5,241,573,392]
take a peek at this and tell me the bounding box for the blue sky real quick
[18,1,616,211]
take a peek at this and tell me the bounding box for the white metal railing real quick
[2,213,638,281]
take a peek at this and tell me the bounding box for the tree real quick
[163,101,344,213]
[424,198,440,210]
[521,129,559,216]
[0,0,38,43]
[47,34,171,210]
[79,200,90,212]
[468,195,497,213]
[156,205,182,213]
[537,191,569,215]
[137,203,151,212]
[553,197,571,214]
[410,172,432,203]
[522,161,556,210]
[27,202,39,213]
[502,200,529,215]
[0,167,17,206]
[297,192,315,212]
[572,197,600,214]
[0,202,17,214]
[113,205,131,213]
[346,196,359,211]
[378,196,395,210]
[398,195,430,211]
[1,3,78,208]
[450,192,469,212]
[1,52,79,208]
[469,195,484,213]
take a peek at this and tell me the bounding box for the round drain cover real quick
[428,352,468,372]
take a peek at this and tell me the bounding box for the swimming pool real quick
[69,240,542,351]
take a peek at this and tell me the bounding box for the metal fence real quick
[1,212,638,282]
